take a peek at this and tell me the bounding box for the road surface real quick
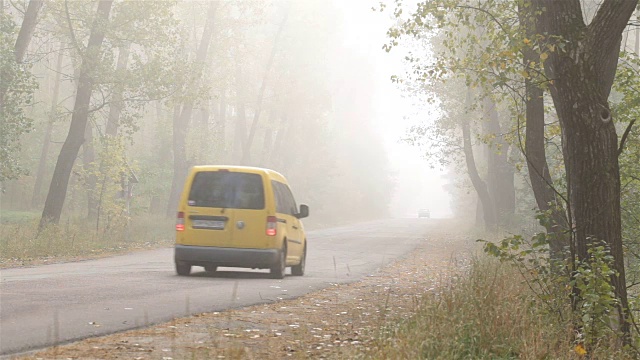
[0,218,433,356]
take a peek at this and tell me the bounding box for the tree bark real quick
[0,0,44,108]
[462,89,496,230]
[14,0,44,62]
[166,2,218,216]
[32,44,64,208]
[635,10,639,56]
[518,2,569,261]
[83,119,98,220]
[105,44,130,137]
[39,0,113,228]
[483,97,515,226]
[534,0,638,340]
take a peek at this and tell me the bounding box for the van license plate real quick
[192,220,225,229]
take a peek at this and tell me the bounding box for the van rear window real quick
[188,172,265,209]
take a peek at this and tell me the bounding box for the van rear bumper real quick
[174,245,279,269]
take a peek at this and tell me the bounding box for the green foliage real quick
[480,227,630,352]
[613,50,640,292]
[572,245,619,346]
[77,135,131,231]
[0,12,38,182]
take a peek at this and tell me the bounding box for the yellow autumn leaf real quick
[574,343,587,356]
[540,52,549,61]
[523,38,531,45]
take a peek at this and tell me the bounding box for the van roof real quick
[190,165,288,183]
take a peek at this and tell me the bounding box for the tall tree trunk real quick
[105,44,130,137]
[14,0,44,62]
[241,8,288,164]
[462,89,496,230]
[165,105,182,216]
[260,111,276,165]
[217,89,227,160]
[91,44,130,226]
[83,120,98,220]
[32,44,64,208]
[534,0,637,340]
[39,0,113,228]
[519,2,568,261]
[166,2,218,216]
[200,98,212,162]
[233,62,247,164]
[633,10,640,56]
[0,0,44,108]
[483,97,515,226]
[270,114,288,170]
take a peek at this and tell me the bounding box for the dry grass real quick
[340,259,570,360]
[0,214,173,268]
[10,221,635,359]
[338,255,636,359]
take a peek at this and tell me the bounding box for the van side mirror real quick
[296,204,309,219]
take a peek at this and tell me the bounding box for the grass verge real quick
[0,214,173,268]
[337,257,635,360]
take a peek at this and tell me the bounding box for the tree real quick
[166,1,219,217]
[386,0,638,342]
[40,0,113,228]
[462,89,497,229]
[532,0,638,339]
[240,5,288,164]
[31,42,64,208]
[518,1,568,261]
[0,0,43,181]
[0,0,43,105]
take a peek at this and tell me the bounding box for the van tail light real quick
[176,212,185,231]
[266,216,277,236]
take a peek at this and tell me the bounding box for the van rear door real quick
[224,172,268,249]
[183,171,266,248]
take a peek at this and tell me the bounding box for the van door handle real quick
[292,225,298,230]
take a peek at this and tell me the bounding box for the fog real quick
[334,0,453,219]
[0,0,452,226]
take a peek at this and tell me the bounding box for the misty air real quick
[1,1,640,358]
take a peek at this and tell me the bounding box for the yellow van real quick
[174,166,309,279]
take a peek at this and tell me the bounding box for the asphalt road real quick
[0,218,434,356]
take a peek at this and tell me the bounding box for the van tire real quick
[291,243,306,276]
[176,262,191,276]
[270,244,286,279]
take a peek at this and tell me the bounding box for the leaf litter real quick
[18,221,475,359]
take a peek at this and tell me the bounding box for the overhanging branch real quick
[618,119,636,157]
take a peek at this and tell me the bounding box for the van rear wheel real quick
[270,245,286,279]
[176,262,191,276]
[291,243,306,276]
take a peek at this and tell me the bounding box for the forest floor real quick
[15,220,479,360]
